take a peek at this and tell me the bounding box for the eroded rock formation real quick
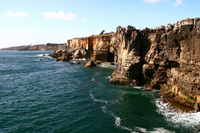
[50,17,200,112]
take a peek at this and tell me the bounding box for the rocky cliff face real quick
[67,34,116,62]
[51,17,200,112]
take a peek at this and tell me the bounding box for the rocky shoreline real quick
[49,17,200,112]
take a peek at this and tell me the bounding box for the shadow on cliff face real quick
[198,104,200,112]
[138,31,151,86]
[107,52,114,62]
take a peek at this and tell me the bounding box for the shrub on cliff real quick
[100,30,105,35]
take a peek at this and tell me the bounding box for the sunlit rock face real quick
[67,34,116,62]
[51,17,200,112]
[112,18,200,112]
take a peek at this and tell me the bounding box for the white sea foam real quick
[134,126,147,133]
[98,63,116,69]
[72,58,86,61]
[149,127,175,133]
[36,54,52,58]
[104,76,111,79]
[102,102,172,133]
[133,126,174,133]
[155,99,200,127]
[133,86,145,90]
[36,54,44,57]
[89,89,109,104]
[91,74,103,86]
[113,113,136,133]
[102,105,136,133]
[114,115,121,127]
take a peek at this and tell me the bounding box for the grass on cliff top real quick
[182,94,197,101]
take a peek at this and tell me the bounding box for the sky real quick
[0,0,199,48]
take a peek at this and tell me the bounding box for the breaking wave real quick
[155,99,200,131]
[98,63,116,69]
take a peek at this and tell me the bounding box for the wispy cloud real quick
[143,0,163,3]
[5,11,30,17]
[81,19,87,22]
[43,11,77,20]
[173,0,183,7]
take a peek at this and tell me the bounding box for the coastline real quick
[49,17,200,112]
[2,17,200,113]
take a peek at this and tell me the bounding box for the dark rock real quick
[96,61,101,65]
[75,61,80,64]
[105,62,115,65]
[68,62,74,64]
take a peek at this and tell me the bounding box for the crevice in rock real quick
[107,51,114,62]
[137,32,151,86]
[166,60,180,68]
[198,103,200,111]
[152,84,161,90]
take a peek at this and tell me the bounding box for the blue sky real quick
[0,0,199,48]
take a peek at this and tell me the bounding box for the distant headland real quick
[0,43,67,51]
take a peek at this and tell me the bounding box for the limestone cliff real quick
[50,17,200,112]
[67,34,116,62]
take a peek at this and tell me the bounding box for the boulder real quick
[110,71,137,85]
[85,60,96,67]
[73,49,82,59]
[165,23,174,31]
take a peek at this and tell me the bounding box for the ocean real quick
[0,51,200,133]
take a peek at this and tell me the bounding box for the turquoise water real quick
[0,51,200,133]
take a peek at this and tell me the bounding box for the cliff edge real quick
[50,17,200,112]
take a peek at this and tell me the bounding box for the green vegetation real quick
[100,30,105,35]
[111,74,113,78]
[182,94,197,101]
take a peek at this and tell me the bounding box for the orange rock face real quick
[67,34,114,62]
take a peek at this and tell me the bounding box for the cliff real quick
[50,17,200,112]
[1,43,67,51]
